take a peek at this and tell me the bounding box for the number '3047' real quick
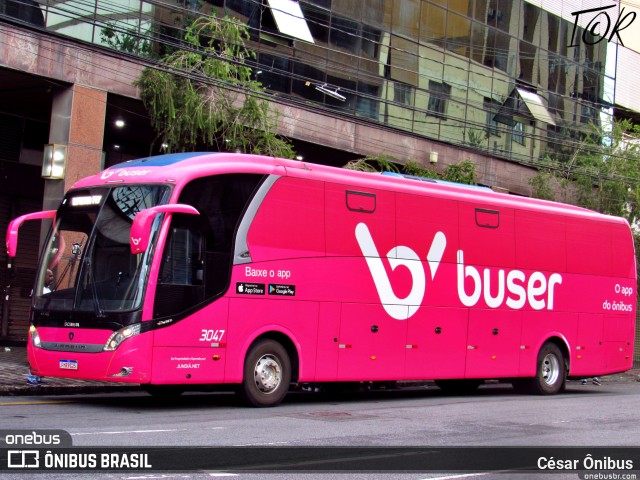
[200,329,226,342]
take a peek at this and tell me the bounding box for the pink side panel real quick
[465,309,522,378]
[152,299,229,347]
[604,313,635,342]
[150,346,226,384]
[404,307,468,379]
[515,210,567,272]
[337,303,407,381]
[604,341,633,372]
[551,274,635,315]
[150,299,229,384]
[572,313,605,375]
[566,217,613,277]
[247,176,325,261]
[395,192,459,271]
[459,203,516,269]
[325,182,396,258]
[610,222,637,278]
[313,302,341,382]
[225,297,319,383]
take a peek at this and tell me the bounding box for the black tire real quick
[239,339,291,407]
[515,342,566,395]
[434,379,482,395]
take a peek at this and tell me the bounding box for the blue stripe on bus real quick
[110,152,215,169]
[381,171,493,192]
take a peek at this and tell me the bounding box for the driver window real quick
[154,173,263,319]
[159,227,204,286]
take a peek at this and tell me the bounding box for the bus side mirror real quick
[6,210,56,258]
[130,204,200,254]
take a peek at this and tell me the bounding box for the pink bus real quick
[7,153,637,406]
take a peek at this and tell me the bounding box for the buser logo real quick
[355,223,446,320]
[100,169,151,180]
[357,222,564,319]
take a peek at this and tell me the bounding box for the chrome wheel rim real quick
[541,353,560,385]
[253,354,282,394]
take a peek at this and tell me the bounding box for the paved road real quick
[1,382,639,479]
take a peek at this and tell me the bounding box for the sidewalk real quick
[0,345,138,396]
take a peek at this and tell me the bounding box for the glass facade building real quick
[4,0,615,167]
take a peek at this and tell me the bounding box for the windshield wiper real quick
[85,257,106,319]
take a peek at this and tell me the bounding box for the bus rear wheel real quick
[514,342,566,395]
[239,339,291,407]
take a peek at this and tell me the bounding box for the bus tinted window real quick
[155,174,264,318]
[33,185,169,314]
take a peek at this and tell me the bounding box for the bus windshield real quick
[33,185,170,314]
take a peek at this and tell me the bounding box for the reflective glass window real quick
[330,15,359,52]
[448,0,473,16]
[445,12,471,58]
[420,2,446,47]
[302,2,330,43]
[257,53,291,94]
[391,0,420,38]
[427,80,451,118]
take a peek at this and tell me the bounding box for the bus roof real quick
[380,171,494,192]
[72,152,627,226]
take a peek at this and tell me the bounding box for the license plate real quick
[59,359,78,370]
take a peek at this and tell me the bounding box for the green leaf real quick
[136,13,294,158]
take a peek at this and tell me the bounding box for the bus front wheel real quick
[239,339,291,407]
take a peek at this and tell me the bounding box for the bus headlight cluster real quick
[29,325,41,348]
[103,324,141,351]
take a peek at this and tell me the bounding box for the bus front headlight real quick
[103,324,141,351]
[29,325,41,348]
